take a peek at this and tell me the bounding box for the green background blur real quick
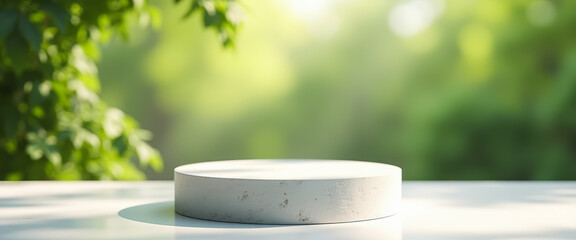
[98,0,576,180]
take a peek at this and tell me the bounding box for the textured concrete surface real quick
[174,159,402,224]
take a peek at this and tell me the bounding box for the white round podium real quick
[174,159,401,224]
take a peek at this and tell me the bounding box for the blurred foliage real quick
[3,0,574,181]
[388,0,576,180]
[0,0,241,180]
[99,0,576,180]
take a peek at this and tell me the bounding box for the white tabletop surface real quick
[0,181,575,240]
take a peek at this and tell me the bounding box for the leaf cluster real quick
[0,0,240,180]
[177,0,242,47]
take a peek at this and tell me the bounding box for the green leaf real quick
[50,81,70,107]
[79,74,100,92]
[26,143,44,160]
[4,139,18,153]
[81,41,101,60]
[41,61,55,77]
[22,72,46,107]
[29,82,48,107]
[18,17,42,53]
[203,11,222,27]
[224,2,242,26]
[70,126,100,148]
[0,9,18,38]
[223,37,233,48]
[40,3,71,32]
[104,108,125,138]
[26,132,45,160]
[3,32,30,74]
[149,151,163,172]
[46,150,62,168]
[148,6,162,29]
[112,136,128,156]
[26,131,62,167]
[135,142,156,166]
[182,1,201,19]
[1,101,20,139]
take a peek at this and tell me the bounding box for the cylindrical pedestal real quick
[175,159,401,224]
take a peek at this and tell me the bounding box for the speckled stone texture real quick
[175,159,401,224]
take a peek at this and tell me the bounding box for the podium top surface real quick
[175,159,401,180]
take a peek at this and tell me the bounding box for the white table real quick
[0,181,574,240]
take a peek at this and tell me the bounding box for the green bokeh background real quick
[99,0,576,180]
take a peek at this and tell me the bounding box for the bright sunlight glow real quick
[388,0,444,37]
